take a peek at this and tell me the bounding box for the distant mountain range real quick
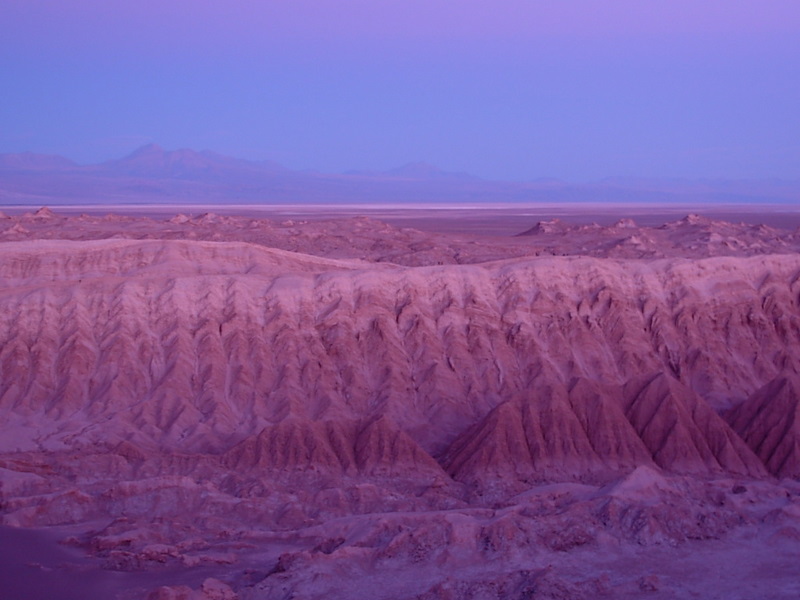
[1,144,798,206]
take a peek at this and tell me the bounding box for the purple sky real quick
[2,1,799,182]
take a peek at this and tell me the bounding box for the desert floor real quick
[1,203,799,600]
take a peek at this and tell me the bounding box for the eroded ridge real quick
[1,219,799,600]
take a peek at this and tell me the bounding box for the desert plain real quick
[1,204,800,599]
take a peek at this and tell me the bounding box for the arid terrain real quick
[1,206,800,599]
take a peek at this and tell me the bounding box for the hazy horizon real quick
[3,140,800,209]
[2,1,799,183]
[4,142,800,188]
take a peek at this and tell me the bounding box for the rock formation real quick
[1,211,799,599]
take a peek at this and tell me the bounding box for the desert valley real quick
[0,205,799,599]
[5,0,800,596]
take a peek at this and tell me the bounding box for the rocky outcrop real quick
[726,375,800,478]
[1,239,799,478]
[1,221,800,600]
[622,373,767,477]
[222,417,445,479]
[441,380,653,489]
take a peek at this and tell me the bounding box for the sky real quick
[1,0,799,182]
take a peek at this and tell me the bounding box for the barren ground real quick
[1,205,799,600]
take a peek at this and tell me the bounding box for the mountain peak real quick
[386,161,478,181]
[100,143,290,181]
[0,151,77,170]
[125,143,166,158]
[389,161,440,175]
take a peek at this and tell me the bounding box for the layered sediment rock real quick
[1,239,799,482]
[1,218,800,599]
[726,376,800,478]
